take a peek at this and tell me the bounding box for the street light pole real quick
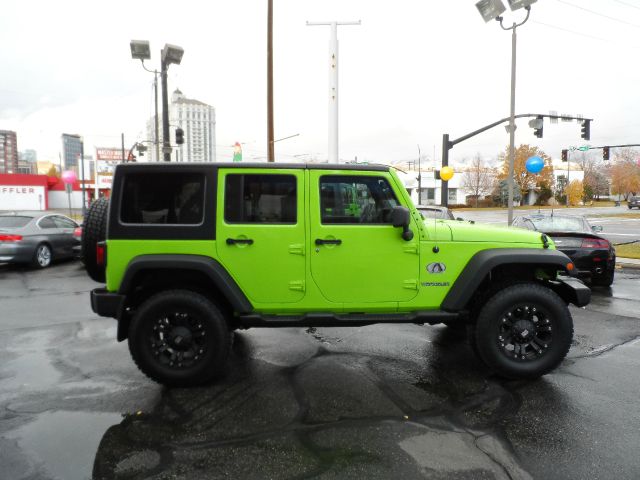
[153,71,160,162]
[498,7,530,225]
[130,40,182,163]
[161,54,171,162]
[417,144,422,205]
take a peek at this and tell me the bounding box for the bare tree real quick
[461,153,496,207]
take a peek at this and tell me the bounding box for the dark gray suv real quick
[629,196,640,209]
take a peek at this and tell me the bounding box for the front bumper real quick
[554,277,591,307]
[90,288,125,319]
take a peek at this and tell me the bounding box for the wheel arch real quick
[116,255,253,341]
[441,248,578,312]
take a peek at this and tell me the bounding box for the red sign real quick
[96,148,124,161]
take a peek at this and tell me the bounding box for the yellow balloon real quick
[441,166,454,181]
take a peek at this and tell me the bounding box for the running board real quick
[238,311,461,328]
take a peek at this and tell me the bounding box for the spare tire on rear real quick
[82,197,109,282]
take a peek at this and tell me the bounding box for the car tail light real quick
[96,241,106,266]
[581,238,610,249]
[0,234,23,242]
[73,227,82,239]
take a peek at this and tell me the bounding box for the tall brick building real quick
[0,130,18,174]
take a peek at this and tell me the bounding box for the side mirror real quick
[592,225,603,232]
[390,206,414,241]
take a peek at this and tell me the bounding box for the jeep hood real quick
[433,220,548,245]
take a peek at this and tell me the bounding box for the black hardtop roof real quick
[114,162,390,172]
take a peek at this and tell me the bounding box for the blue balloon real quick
[526,156,544,174]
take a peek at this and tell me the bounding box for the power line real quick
[557,0,640,29]
[531,20,640,47]
[610,0,640,12]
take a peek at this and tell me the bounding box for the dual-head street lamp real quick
[475,0,536,225]
[130,40,184,162]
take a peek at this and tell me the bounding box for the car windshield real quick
[419,208,454,220]
[528,216,586,232]
[0,216,32,228]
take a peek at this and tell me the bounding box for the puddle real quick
[2,349,62,390]
[5,410,122,480]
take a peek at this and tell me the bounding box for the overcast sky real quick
[1,0,639,169]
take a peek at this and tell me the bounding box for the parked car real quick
[0,212,81,268]
[512,213,616,286]
[629,196,640,209]
[416,205,473,223]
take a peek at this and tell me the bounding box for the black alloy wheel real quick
[129,290,230,387]
[474,283,573,380]
[496,304,553,361]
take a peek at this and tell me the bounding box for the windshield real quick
[418,208,454,220]
[528,216,586,232]
[0,216,33,228]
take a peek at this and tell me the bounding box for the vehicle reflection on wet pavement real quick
[1,263,639,479]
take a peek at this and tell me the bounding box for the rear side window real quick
[39,217,57,229]
[224,174,296,224]
[120,172,205,225]
[52,216,77,228]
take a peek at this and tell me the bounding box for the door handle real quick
[315,238,342,245]
[226,238,254,245]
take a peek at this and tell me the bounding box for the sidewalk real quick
[617,257,640,269]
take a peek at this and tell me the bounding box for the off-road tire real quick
[82,197,109,282]
[128,290,230,387]
[474,283,573,380]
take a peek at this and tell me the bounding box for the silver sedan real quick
[0,212,81,268]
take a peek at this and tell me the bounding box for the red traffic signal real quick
[561,149,568,162]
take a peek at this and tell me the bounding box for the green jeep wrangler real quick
[85,163,590,387]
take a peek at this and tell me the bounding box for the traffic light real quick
[434,169,441,180]
[533,115,543,138]
[175,128,184,145]
[603,146,610,161]
[580,120,590,141]
[561,149,568,162]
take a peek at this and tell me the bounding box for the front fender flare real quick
[441,248,576,312]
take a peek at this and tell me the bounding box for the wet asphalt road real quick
[1,261,639,480]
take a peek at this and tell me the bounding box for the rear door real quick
[216,169,306,304]
[37,216,65,255]
[309,171,420,305]
[52,215,78,257]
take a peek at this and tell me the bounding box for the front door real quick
[216,169,306,304]
[309,171,419,305]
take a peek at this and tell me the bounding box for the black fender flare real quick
[118,254,253,313]
[441,248,576,312]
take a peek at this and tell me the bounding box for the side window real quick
[320,176,399,224]
[39,217,57,229]
[53,216,77,228]
[120,172,205,225]
[224,174,296,224]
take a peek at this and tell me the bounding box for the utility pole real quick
[306,20,360,163]
[267,0,275,162]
